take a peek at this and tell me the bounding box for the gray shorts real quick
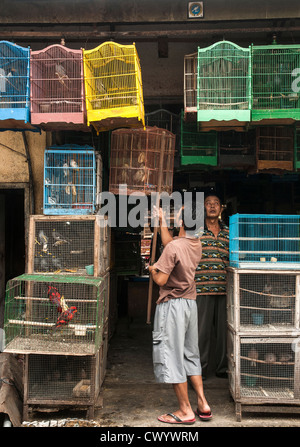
[152,298,202,383]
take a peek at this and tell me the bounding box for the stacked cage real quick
[83,41,145,133]
[43,145,99,215]
[197,41,251,125]
[256,126,295,171]
[109,126,176,195]
[228,214,300,421]
[251,44,300,122]
[30,44,86,130]
[0,41,30,124]
[218,130,256,169]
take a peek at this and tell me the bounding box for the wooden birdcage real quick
[83,41,145,133]
[184,52,198,121]
[256,126,294,171]
[251,44,300,122]
[109,126,176,195]
[0,41,30,125]
[30,44,86,130]
[197,41,251,125]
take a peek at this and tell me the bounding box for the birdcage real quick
[83,41,145,133]
[227,268,300,333]
[218,129,256,168]
[43,145,98,215]
[30,44,86,129]
[197,41,251,124]
[227,328,300,421]
[0,41,30,124]
[256,126,294,171]
[251,44,300,122]
[145,108,180,134]
[294,127,300,170]
[109,126,176,195]
[22,342,108,419]
[3,274,108,356]
[27,215,110,277]
[229,214,300,269]
[114,232,141,276]
[184,52,198,120]
[181,112,218,166]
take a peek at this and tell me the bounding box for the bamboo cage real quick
[256,126,295,171]
[27,215,110,277]
[109,126,176,195]
[83,41,145,133]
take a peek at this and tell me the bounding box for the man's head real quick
[204,194,222,219]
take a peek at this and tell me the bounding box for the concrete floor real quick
[96,317,300,428]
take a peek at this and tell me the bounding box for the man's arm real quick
[149,265,169,286]
[153,206,173,246]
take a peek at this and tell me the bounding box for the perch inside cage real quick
[30,44,86,128]
[256,126,294,171]
[197,41,251,123]
[43,145,97,215]
[0,40,30,123]
[109,126,176,195]
[29,215,109,276]
[251,44,300,121]
[83,41,145,133]
[4,274,107,355]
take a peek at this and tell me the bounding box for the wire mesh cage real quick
[251,44,300,121]
[28,215,110,277]
[218,129,256,168]
[43,145,98,215]
[295,127,300,170]
[256,126,294,171]
[229,214,300,269]
[83,41,145,133]
[145,108,180,133]
[180,112,218,165]
[0,41,30,123]
[109,126,176,195]
[30,44,86,129]
[114,232,141,276]
[184,52,198,120]
[227,330,300,419]
[4,274,108,355]
[227,268,300,332]
[197,41,251,123]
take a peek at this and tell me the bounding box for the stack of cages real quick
[227,213,300,421]
[83,41,145,133]
[43,144,100,215]
[197,41,251,128]
[30,44,87,130]
[0,41,30,125]
[256,125,295,172]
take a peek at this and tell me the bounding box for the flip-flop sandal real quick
[158,413,196,425]
[195,408,212,421]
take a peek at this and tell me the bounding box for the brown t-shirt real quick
[153,236,202,304]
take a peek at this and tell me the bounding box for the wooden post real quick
[146,132,166,324]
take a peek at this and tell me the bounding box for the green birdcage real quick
[294,127,300,170]
[197,41,251,124]
[251,44,300,121]
[180,111,218,166]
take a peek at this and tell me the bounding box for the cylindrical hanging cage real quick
[109,126,176,195]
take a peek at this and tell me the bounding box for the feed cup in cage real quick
[85,265,94,275]
[251,313,264,325]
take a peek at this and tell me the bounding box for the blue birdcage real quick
[0,41,30,123]
[43,145,97,215]
[229,214,300,269]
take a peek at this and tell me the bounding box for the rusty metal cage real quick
[109,126,176,195]
[27,215,110,277]
[30,44,86,129]
[227,268,300,333]
[4,274,108,356]
[256,126,295,171]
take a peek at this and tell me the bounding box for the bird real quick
[48,197,56,204]
[52,229,70,245]
[52,306,77,332]
[63,162,69,177]
[133,167,146,184]
[38,230,48,252]
[55,63,69,86]
[70,159,79,171]
[265,353,276,363]
[48,285,64,313]
[248,348,259,367]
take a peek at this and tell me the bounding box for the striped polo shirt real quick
[195,221,229,296]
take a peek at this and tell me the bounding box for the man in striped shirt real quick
[195,191,229,380]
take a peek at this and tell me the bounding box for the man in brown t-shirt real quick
[149,202,211,425]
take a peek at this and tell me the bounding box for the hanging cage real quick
[109,126,176,195]
[30,44,86,130]
[184,52,198,120]
[197,41,251,125]
[218,129,256,168]
[251,44,300,122]
[256,126,294,171]
[43,144,99,215]
[0,41,30,125]
[83,41,145,133]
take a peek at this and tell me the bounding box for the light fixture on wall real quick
[188,2,204,19]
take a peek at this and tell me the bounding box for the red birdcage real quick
[30,44,87,130]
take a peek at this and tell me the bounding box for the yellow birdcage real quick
[83,41,145,133]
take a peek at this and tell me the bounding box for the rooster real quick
[47,285,68,313]
[52,306,77,332]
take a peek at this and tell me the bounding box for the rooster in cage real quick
[47,285,68,313]
[52,306,78,332]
